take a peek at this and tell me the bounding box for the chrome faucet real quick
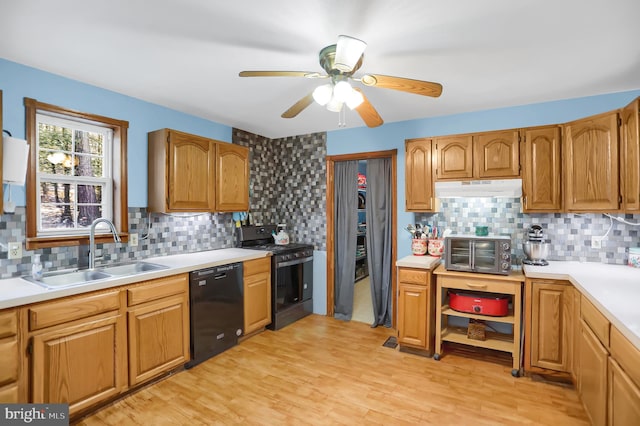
[89,218,121,270]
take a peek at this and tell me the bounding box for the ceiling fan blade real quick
[353,88,383,128]
[239,71,326,79]
[281,92,315,118]
[360,74,443,98]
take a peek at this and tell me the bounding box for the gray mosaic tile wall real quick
[0,207,234,279]
[415,198,640,266]
[233,129,327,251]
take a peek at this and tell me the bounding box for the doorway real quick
[326,149,397,327]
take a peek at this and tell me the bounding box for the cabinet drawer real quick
[610,326,640,387]
[244,257,271,277]
[581,296,610,347]
[0,383,19,403]
[398,268,429,286]
[0,339,18,385]
[29,291,121,331]
[127,274,188,306]
[439,276,519,295]
[0,309,18,339]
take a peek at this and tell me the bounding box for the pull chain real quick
[337,106,347,128]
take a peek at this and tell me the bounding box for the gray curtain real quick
[365,158,392,327]
[334,161,359,321]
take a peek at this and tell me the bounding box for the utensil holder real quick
[411,238,427,256]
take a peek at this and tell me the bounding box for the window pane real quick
[77,184,103,204]
[74,129,104,156]
[77,205,103,228]
[39,151,73,175]
[39,181,76,204]
[40,203,77,230]
[75,153,103,177]
[38,124,72,151]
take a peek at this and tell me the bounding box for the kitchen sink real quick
[23,270,112,289]
[99,261,168,276]
[22,261,169,289]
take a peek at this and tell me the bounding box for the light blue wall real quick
[0,58,231,207]
[327,89,640,258]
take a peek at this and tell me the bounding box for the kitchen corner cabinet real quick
[434,267,524,376]
[620,98,640,212]
[397,267,435,354]
[563,112,620,212]
[243,257,272,335]
[579,318,608,426]
[405,138,436,211]
[522,126,562,212]
[28,290,127,416]
[524,279,573,374]
[148,128,249,213]
[473,130,520,178]
[0,309,20,403]
[126,274,190,386]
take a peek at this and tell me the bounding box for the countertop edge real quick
[0,249,271,310]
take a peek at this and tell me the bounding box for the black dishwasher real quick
[187,262,243,368]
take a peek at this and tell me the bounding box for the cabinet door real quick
[571,287,581,384]
[32,314,126,415]
[128,294,189,386]
[398,283,428,349]
[530,282,572,372]
[435,135,473,180]
[168,132,215,211]
[405,138,435,211]
[244,257,272,334]
[620,99,640,212]
[474,130,520,178]
[608,357,640,426]
[579,319,608,426]
[522,126,562,212]
[216,143,249,212]
[0,308,19,403]
[564,112,619,212]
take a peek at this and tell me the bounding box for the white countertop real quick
[0,248,270,310]
[524,261,640,351]
[396,254,441,269]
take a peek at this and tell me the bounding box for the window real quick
[25,98,129,250]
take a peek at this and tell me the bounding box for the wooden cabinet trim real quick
[29,291,121,331]
[127,274,188,306]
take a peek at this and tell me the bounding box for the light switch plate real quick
[591,236,602,249]
[129,233,139,247]
[8,242,22,259]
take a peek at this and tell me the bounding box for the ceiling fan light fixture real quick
[334,35,367,72]
[326,96,344,112]
[333,80,353,102]
[312,84,333,106]
[345,89,364,110]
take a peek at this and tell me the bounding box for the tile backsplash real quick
[415,197,640,266]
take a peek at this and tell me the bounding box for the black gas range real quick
[236,225,314,330]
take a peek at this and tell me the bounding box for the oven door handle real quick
[470,240,475,270]
[277,256,313,268]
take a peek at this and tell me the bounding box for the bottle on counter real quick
[32,254,43,280]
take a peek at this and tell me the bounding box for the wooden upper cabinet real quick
[405,138,436,211]
[563,112,620,212]
[148,128,249,213]
[522,126,562,212]
[216,143,250,212]
[435,135,473,179]
[474,130,520,178]
[620,99,640,212]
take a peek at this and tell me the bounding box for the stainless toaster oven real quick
[444,235,512,275]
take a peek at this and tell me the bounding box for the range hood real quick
[435,179,522,198]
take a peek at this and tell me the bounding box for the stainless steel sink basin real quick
[99,261,168,276]
[23,270,112,289]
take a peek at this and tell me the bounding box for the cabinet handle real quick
[466,283,487,289]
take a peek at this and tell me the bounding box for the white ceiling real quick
[1,0,639,139]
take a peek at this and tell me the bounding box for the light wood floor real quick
[77,315,589,425]
[352,276,374,325]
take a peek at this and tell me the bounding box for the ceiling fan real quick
[239,35,443,128]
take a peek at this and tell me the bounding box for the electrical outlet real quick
[591,236,602,249]
[129,233,139,247]
[8,242,22,259]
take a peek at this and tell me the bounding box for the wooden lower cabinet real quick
[243,257,272,335]
[31,314,127,415]
[608,357,640,426]
[0,308,20,403]
[578,319,609,426]
[127,293,190,386]
[525,279,573,373]
[397,267,434,353]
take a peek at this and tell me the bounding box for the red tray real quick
[448,290,510,317]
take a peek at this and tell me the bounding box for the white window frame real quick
[35,112,114,236]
